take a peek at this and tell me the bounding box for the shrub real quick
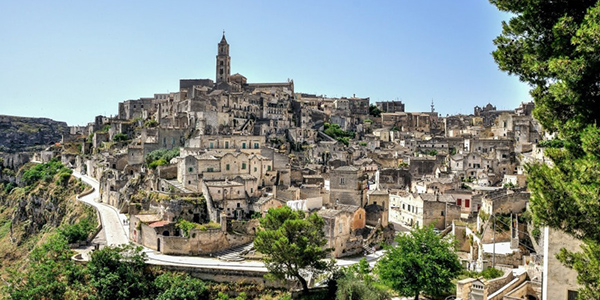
[113,133,129,142]
[3,182,15,194]
[22,159,71,186]
[149,158,168,169]
[145,148,180,168]
[144,119,158,128]
[480,267,503,280]
[56,171,72,186]
[58,217,95,244]
[538,139,564,148]
[176,219,201,237]
[532,226,541,241]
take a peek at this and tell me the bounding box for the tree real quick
[490,1,600,297]
[6,233,87,300]
[254,206,334,294]
[113,133,129,142]
[154,272,208,300]
[368,104,382,118]
[335,258,391,300]
[87,244,154,300]
[375,226,461,300]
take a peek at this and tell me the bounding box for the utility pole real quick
[492,200,496,269]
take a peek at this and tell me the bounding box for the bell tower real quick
[216,31,231,84]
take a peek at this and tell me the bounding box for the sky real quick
[0,1,531,126]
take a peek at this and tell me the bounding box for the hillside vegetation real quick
[0,159,95,280]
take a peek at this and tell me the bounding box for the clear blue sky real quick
[0,0,530,126]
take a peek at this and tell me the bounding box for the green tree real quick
[113,133,129,142]
[6,233,87,299]
[335,258,391,300]
[368,104,382,118]
[490,1,600,297]
[154,272,208,300]
[145,148,180,168]
[254,206,334,294]
[375,226,461,300]
[87,244,154,300]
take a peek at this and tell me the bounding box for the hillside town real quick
[18,33,578,299]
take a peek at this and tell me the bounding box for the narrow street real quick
[74,171,129,246]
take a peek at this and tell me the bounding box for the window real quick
[340,178,345,185]
[188,167,193,172]
[242,163,246,169]
[226,164,230,171]
[254,143,259,149]
[457,199,462,206]
[242,142,246,149]
[267,166,271,171]
[207,167,214,172]
[210,142,214,149]
[441,211,445,216]
[225,141,229,148]
[465,199,470,208]
[254,167,257,172]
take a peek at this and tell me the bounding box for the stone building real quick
[376,100,405,113]
[392,192,460,230]
[216,32,231,84]
[317,205,366,258]
[329,166,366,207]
[543,228,581,299]
[365,189,389,227]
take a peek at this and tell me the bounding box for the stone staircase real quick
[165,179,194,194]
[215,242,254,262]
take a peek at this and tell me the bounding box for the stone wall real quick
[544,227,581,299]
[157,164,177,179]
[487,271,527,300]
[153,264,295,289]
[140,219,257,256]
[504,281,541,300]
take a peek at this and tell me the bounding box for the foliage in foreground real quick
[6,233,89,300]
[254,206,334,294]
[376,226,461,300]
[490,0,600,297]
[335,258,391,300]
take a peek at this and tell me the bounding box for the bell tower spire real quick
[216,31,231,84]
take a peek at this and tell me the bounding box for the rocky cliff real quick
[0,160,91,274]
[0,115,69,153]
